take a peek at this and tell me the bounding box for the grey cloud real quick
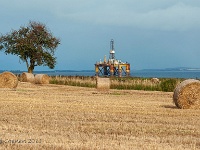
[57,1,200,31]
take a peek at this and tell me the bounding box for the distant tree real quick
[0,21,60,73]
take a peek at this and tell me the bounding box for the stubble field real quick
[0,82,200,150]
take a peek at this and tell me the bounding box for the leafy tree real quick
[0,21,60,73]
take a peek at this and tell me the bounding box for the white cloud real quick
[2,0,200,31]
[134,2,200,31]
[57,1,200,31]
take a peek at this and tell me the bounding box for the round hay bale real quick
[173,79,200,109]
[35,74,49,84]
[21,72,35,83]
[0,72,18,88]
[96,77,110,90]
[151,78,160,84]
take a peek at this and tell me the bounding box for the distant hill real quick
[141,67,200,71]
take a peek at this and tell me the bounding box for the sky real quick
[0,0,200,71]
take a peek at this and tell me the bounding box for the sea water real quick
[1,70,200,79]
[131,70,200,79]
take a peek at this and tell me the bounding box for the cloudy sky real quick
[1,0,200,71]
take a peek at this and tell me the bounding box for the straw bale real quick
[21,72,35,83]
[0,72,18,88]
[173,79,200,109]
[35,74,49,84]
[96,77,110,90]
[151,78,160,84]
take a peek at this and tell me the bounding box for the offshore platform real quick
[95,39,130,77]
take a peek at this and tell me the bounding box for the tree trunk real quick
[28,65,34,73]
[28,59,35,73]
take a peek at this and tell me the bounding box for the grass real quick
[49,76,184,92]
[50,76,96,88]
[0,82,200,149]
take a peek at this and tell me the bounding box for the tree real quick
[0,21,60,73]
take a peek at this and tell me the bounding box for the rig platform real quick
[95,39,130,77]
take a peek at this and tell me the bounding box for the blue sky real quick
[1,0,200,71]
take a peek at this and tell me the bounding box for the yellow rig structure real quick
[95,39,130,77]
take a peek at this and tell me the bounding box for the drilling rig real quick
[95,39,130,77]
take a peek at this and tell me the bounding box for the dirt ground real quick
[0,82,200,150]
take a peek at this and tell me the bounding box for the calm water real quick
[2,70,200,79]
[132,70,200,79]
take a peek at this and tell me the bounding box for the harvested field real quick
[0,82,200,150]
